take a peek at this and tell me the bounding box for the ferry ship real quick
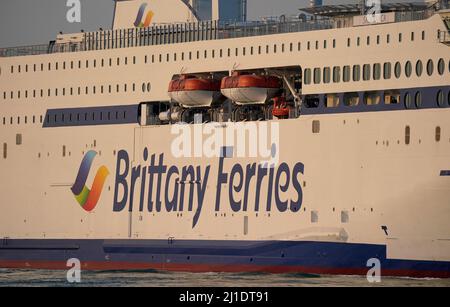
[0,0,450,278]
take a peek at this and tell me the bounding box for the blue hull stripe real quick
[1,239,449,276]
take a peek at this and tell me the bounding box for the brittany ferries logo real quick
[134,3,155,28]
[71,151,109,212]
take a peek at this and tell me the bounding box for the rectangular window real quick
[3,143,6,159]
[16,133,22,145]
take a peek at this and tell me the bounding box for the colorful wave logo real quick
[134,3,155,28]
[71,151,109,212]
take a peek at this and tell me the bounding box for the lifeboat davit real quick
[168,75,223,108]
[221,72,283,105]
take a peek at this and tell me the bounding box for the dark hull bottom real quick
[1,239,449,278]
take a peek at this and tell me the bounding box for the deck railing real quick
[0,11,430,58]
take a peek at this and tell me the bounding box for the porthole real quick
[426,59,434,76]
[415,91,422,108]
[415,60,422,77]
[147,82,151,92]
[395,62,401,78]
[437,90,445,107]
[436,126,441,142]
[405,61,412,77]
[404,92,412,109]
[437,58,444,75]
[405,126,411,145]
[142,83,146,92]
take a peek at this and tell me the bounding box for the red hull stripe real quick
[1,260,449,278]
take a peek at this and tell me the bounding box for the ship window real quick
[281,44,285,52]
[366,36,370,45]
[344,92,359,106]
[266,45,269,53]
[364,92,381,105]
[63,88,66,96]
[394,62,401,78]
[71,61,74,69]
[3,143,6,159]
[341,211,349,223]
[298,42,301,51]
[312,120,320,133]
[152,55,155,63]
[273,44,277,53]
[244,216,249,235]
[383,63,391,79]
[323,67,331,83]
[304,69,311,85]
[147,83,151,92]
[438,58,445,75]
[227,49,231,57]
[422,31,425,40]
[108,85,111,93]
[411,32,414,41]
[166,54,170,62]
[387,34,390,43]
[343,66,350,82]
[353,65,361,81]
[405,61,412,77]
[347,38,350,47]
[133,56,136,64]
[16,134,22,145]
[219,49,223,58]
[116,84,120,93]
[385,90,400,104]
[305,95,319,108]
[234,48,238,56]
[363,64,371,81]
[11,66,14,73]
[426,59,434,76]
[124,84,127,92]
[404,92,413,109]
[377,35,380,44]
[41,63,44,71]
[373,63,381,80]
[325,94,340,107]
[48,89,51,97]
[258,46,261,54]
[436,126,441,142]
[250,47,253,55]
[41,89,44,97]
[416,60,423,77]
[313,68,321,84]
[307,41,310,50]
[405,126,411,145]
[333,66,340,83]
[311,211,318,223]
[85,87,89,95]
[212,50,216,58]
[315,41,318,50]
[125,57,128,65]
[132,83,136,92]
[399,33,402,42]
[290,43,293,52]
[63,145,66,157]
[437,90,445,107]
[142,83,146,92]
[415,91,422,108]
[34,64,36,72]
[205,50,208,58]
[56,62,59,70]
[332,39,336,48]
[159,54,162,62]
[357,37,360,46]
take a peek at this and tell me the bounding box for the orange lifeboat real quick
[272,96,290,119]
[221,72,283,105]
[168,75,223,108]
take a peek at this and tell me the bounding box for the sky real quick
[0,0,421,48]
